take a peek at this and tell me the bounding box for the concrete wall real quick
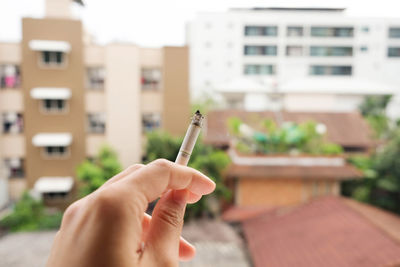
[22,18,86,188]
[105,44,141,168]
[162,47,191,136]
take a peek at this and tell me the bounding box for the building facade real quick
[187,8,400,114]
[0,0,190,204]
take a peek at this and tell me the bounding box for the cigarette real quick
[175,110,204,166]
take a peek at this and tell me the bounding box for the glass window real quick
[88,113,106,134]
[360,46,368,52]
[311,27,353,37]
[4,158,24,179]
[310,46,353,56]
[41,51,65,66]
[244,64,275,75]
[42,99,67,113]
[244,26,278,36]
[244,45,277,56]
[287,26,303,37]
[310,65,352,76]
[2,112,23,134]
[142,113,161,133]
[44,146,69,157]
[388,47,400,57]
[389,27,400,38]
[141,68,161,90]
[0,64,21,89]
[361,26,369,33]
[286,45,303,56]
[87,67,105,90]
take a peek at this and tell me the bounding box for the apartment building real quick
[0,0,190,204]
[187,7,400,115]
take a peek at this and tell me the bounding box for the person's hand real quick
[46,159,216,267]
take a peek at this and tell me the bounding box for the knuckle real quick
[152,158,171,170]
[156,205,183,229]
[127,163,144,172]
[62,201,80,224]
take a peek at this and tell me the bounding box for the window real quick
[244,64,275,75]
[286,45,303,56]
[244,26,278,36]
[41,51,65,66]
[42,99,66,113]
[388,47,400,57]
[87,67,105,90]
[360,46,368,52]
[244,45,277,56]
[2,112,23,134]
[44,146,69,158]
[361,26,369,33]
[310,46,353,56]
[0,64,21,89]
[310,65,352,76]
[311,27,354,37]
[4,158,24,178]
[389,27,400,38]
[142,113,161,133]
[287,26,303,37]
[141,68,161,90]
[88,113,106,134]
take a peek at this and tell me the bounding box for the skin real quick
[46,159,216,267]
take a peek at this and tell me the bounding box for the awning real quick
[34,177,74,193]
[32,133,72,147]
[29,40,71,53]
[30,87,71,100]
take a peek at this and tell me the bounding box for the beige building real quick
[0,0,190,204]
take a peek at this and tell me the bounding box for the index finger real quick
[119,159,215,205]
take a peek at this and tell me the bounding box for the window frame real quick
[38,51,68,68]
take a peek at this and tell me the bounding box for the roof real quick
[30,87,71,100]
[32,133,72,147]
[28,40,71,53]
[34,177,74,193]
[222,206,274,222]
[242,196,400,267]
[205,110,374,148]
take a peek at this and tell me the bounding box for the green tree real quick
[76,145,122,196]
[0,192,62,232]
[359,95,392,139]
[144,131,231,218]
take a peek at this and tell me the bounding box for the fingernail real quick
[172,189,188,206]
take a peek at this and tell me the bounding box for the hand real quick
[46,159,216,267]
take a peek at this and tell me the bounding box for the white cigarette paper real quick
[175,110,204,166]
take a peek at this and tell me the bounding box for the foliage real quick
[144,131,231,218]
[76,145,122,196]
[344,129,400,214]
[359,95,392,139]
[0,192,62,232]
[227,117,343,155]
[342,95,400,214]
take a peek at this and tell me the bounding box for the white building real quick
[186,7,400,115]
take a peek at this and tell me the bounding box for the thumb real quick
[144,189,190,265]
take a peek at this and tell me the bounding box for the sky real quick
[1,0,400,47]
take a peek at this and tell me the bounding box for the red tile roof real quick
[205,110,374,148]
[242,196,400,267]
